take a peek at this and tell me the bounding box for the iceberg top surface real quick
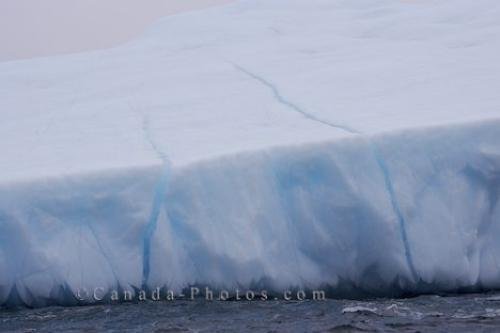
[1,0,500,183]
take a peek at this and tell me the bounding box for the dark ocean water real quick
[2,293,500,332]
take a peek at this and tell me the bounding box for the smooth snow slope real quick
[1,0,500,306]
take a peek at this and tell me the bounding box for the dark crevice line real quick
[231,63,358,135]
[231,62,419,282]
[370,146,419,281]
[141,166,169,288]
[141,115,171,288]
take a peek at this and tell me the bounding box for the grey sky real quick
[0,0,231,62]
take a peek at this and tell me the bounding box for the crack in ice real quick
[140,115,171,288]
[231,63,358,135]
[232,63,419,282]
[86,221,120,283]
[370,146,419,281]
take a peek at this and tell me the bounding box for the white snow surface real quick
[1,0,500,306]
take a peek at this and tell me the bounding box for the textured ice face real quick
[1,0,500,307]
[2,122,499,306]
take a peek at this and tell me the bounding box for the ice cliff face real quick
[1,0,500,306]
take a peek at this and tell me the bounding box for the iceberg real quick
[1,0,500,306]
